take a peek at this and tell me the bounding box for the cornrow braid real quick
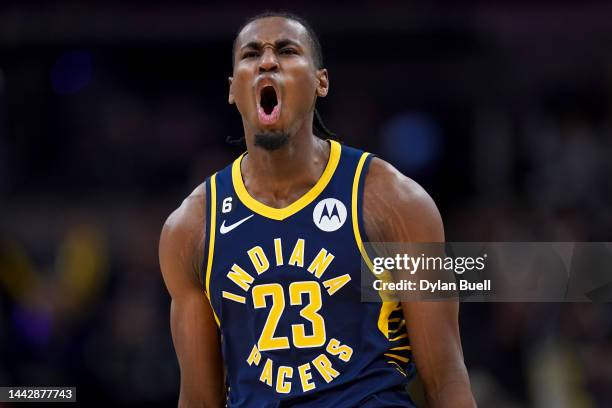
[227,11,337,145]
[314,108,336,139]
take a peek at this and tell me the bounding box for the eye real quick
[241,50,259,59]
[279,48,298,55]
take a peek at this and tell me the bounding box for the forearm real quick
[177,364,225,408]
[169,298,225,408]
[178,389,224,408]
[424,374,475,408]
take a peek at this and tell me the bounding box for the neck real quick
[240,119,330,208]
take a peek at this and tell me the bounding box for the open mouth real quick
[260,86,278,114]
[257,85,281,125]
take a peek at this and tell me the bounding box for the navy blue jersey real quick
[203,140,415,408]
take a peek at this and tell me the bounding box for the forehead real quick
[236,17,310,49]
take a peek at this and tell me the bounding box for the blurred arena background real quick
[1,1,612,407]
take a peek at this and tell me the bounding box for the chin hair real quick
[254,132,290,151]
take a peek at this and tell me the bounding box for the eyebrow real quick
[240,38,302,51]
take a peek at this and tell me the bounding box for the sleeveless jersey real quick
[203,140,416,408]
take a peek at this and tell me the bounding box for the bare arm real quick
[364,158,475,408]
[159,183,225,408]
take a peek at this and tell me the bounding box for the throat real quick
[240,138,332,207]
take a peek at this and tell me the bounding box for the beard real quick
[254,132,290,151]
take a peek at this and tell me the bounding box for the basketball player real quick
[159,12,475,407]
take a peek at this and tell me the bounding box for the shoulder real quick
[162,182,207,240]
[362,157,444,243]
[159,182,207,288]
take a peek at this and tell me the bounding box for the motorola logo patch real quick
[313,198,347,232]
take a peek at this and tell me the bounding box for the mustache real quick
[254,132,290,151]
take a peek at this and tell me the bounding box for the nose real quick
[258,47,279,73]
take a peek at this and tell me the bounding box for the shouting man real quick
[159,11,475,408]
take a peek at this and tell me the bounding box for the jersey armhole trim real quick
[352,153,403,341]
[202,178,211,289]
[351,152,375,271]
[204,173,221,327]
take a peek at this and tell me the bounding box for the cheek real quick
[284,65,318,107]
[232,70,255,111]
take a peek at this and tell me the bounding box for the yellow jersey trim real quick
[351,151,374,272]
[351,152,402,340]
[390,333,409,341]
[384,353,410,363]
[205,173,221,327]
[377,301,395,339]
[231,139,341,221]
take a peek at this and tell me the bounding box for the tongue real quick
[258,104,280,125]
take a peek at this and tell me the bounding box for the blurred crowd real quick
[1,2,611,407]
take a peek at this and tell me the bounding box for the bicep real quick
[363,159,472,401]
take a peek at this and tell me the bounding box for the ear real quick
[315,68,329,98]
[228,77,235,104]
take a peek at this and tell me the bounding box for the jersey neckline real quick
[231,139,341,221]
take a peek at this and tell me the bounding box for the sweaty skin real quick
[159,16,475,408]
